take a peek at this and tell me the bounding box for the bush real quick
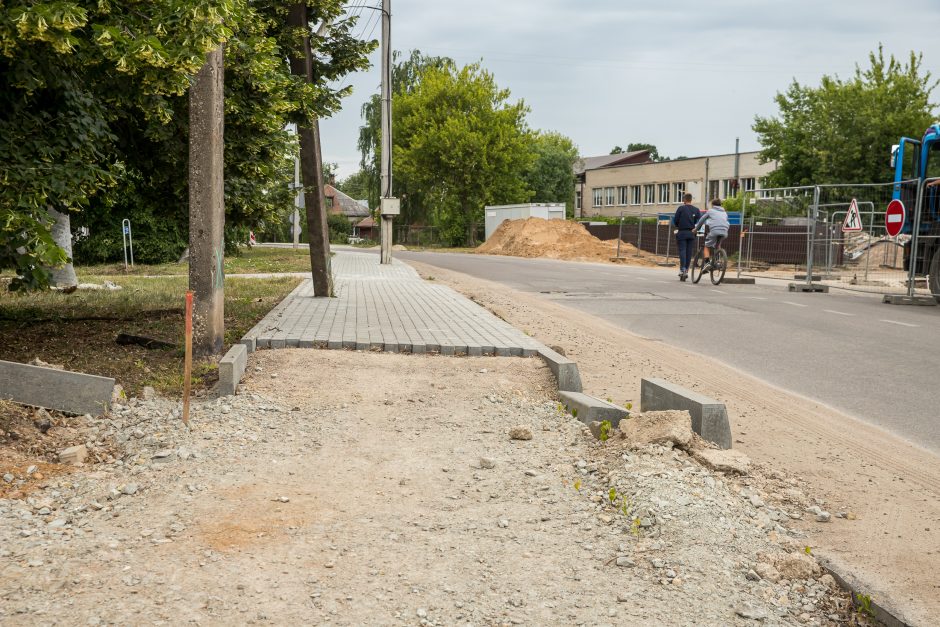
[328,213,352,244]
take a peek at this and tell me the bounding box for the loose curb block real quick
[558,391,629,427]
[537,347,582,392]
[218,344,247,397]
[720,277,756,285]
[817,556,914,627]
[0,359,114,416]
[640,378,732,449]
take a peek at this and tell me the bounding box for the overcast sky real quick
[320,0,940,179]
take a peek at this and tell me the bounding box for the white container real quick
[484,203,566,241]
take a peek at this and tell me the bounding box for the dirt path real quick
[1,350,861,625]
[407,259,940,626]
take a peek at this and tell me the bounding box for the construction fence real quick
[585,178,939,299]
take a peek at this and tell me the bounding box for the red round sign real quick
[885,199,906,237]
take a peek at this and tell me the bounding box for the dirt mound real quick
[477,217,659,266]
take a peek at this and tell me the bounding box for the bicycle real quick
[690,234,727,285]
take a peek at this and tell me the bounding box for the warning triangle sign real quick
[842,198,863,232]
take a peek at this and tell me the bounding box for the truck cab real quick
[892,123,940,297]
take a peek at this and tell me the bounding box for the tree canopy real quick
[1,1,374,289]
[753,46,938,186]
[524,132,579,216]
[394,62,534,246]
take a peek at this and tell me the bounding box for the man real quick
[695,198,731,270]
[672,193,700,281]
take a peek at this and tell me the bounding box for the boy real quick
[695,198,730,270]
[672,193,700,281]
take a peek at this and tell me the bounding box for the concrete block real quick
[640,378,732,449]
[0,359,114,415]
[720,277,756,285]
[218,344,247,397]
[58,444,88,465]
[558,391,629,427]
[240,336,257,353]
[788,282,829,293]
[538,347,583,393]
[882,294,937,306]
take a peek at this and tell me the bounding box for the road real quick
[388,249,940,453]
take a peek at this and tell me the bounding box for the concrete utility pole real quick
[188,47,225,356]
[379,0,399,264]
[288,4,332,296]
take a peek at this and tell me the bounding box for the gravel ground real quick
[0,350,864,626]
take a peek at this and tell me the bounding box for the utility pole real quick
[188,47,225,356]
[379,0,399,263]
[733,136,741,196]
[292,153,302,249]
[288,4,332,295]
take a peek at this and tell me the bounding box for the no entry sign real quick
[885,199,906,237]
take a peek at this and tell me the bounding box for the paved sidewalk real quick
[244,252,544,356]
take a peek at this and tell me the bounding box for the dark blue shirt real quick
[673,204,701,237]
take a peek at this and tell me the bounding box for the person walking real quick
[673,193,701,281]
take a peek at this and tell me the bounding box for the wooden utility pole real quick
[188,47,225,356]
[288,4,332,296]
[379,0,396,264]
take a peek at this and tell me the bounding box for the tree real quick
[357,49,454,214]
[610,146,624,154]
[335,170,372,203]
[1,1,375,288]
[753,46,938,186]
[395,63,534,246]
[524,132,579,216]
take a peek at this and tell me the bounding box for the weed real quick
[606,397,613,403]
[571,408,578,419]
[630,517,642,537]
[599,420,612,442]
[855,593,874,618]
[804,546,812,556]
[625,402,633,411]
[557,403,564,413]
[573,479,581,492]
[427,276,435,281]
[608,487,617,504]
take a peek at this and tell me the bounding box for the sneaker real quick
[680,273,687,282]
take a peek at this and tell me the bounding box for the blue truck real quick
[892,123,940,298]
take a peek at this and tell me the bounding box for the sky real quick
[320,0,940,180]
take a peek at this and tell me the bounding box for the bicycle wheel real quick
[690,249,704,284]
[710,248,727,285]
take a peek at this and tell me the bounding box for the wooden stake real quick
[182,290,193,426]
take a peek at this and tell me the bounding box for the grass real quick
[0,274,301,398]
[68,246,318,277]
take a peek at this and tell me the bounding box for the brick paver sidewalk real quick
[244,252,543,357]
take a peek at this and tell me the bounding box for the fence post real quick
[737,192,748,279]
[637,214,643,257]
[617,213,624,258]
[907,179,926,298]
[805,187,820,285]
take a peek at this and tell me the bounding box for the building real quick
[575,151,777,218]
[325,184,370,222]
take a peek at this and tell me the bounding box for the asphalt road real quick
[391,250,940,454]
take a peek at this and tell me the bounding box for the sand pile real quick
[477,217,659,265]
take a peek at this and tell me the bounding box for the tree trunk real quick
[288,4,332,297]
[47,208,77,287]
[188,47,226,357]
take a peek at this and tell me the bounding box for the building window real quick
[605,187,615,206]
[708,180,720,202]
[644,184,655,205]
[658,183,669,205]
[617,186,628,206]
[742,177,756,192]
[631,186,641,206]
[673,182,686,202]
[575,190,582,210]
[722,179,738,199]
[592,188,603,207]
